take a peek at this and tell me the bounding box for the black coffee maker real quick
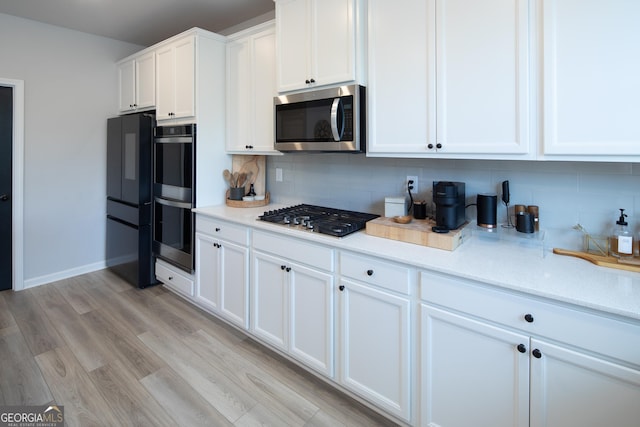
[433,181,466,230]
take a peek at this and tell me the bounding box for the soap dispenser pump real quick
[610,208,634,258]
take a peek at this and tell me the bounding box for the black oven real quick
[153,197,194,272]
[153,124,195,272]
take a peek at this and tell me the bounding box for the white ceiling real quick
[0,0,275,46]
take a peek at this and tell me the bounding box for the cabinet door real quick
[435,0,531,155]
[312,0,355,87]
[251,28,277,153]
[542,0,640,156]
[289,263,334,377]
[226,38,251,152]
[155,43,175,120]
[276,0,311,92]
[251,251,287,350]
[367,0,432,154]
[118,59,136,112]
[340,279,411,422]
[173,36,196,119]
[219,240,249,329]
[421,304,530,427]
[195,233,220,312]
[135,51,156,110]
[530,339,640,427]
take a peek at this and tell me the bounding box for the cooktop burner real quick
[258,204,379,237]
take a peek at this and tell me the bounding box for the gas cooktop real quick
[258,204,379,237]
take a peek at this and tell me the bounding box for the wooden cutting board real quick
[366,217,469,251]
[553,248,640,273]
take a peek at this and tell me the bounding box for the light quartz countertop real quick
[194,204,640,321]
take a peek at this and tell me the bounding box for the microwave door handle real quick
[330,98,345,141]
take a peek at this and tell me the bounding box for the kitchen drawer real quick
[420,270,640,367]
[156,260,194,297]
[341,252,413,295]
[253,230,334,272]
[196,215,249,246]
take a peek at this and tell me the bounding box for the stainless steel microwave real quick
[274,85,366,152]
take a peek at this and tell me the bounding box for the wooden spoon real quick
[223,169,233,187]
[236,172,247,189]
[232,171,239,188]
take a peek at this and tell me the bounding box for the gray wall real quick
[267,155,640,248]
[0,13,143,287]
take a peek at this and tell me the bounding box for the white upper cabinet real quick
[226,22,279,154]
[156,35,196,122]
[367,0,533,159]
[117,51,155,113]
[275,0,363,92]
[541,0,640,158]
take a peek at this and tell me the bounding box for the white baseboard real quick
[23,261,108,290]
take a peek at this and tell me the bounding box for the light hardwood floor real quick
[0,269,399,426]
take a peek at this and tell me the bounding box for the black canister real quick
[516,212,535,233]
[476,194,497,228]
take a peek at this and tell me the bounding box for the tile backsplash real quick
[266,154,640,249]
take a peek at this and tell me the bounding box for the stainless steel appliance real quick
[106,113,156,288]
[274,85,366,152]
[152,124,195,272]
[258,204,378,237]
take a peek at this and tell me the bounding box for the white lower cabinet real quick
[155,258,194,297]
[420,304,530,427]
[195,217,249,329]
[338,252,413,423]
[251,231,335,377]
[420,270,640,427]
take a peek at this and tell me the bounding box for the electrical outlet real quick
[276,168,283,182]
[407,175,418,194]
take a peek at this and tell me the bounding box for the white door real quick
[367,0,431,154]
[530,339,640,427]
[340,279,411,422]
[195,233,220,312]
[251,28,277,152]
[542,0,640,156]
[276,0,311,92]
[226,38,250,152]
[118,60,136,112]
[155,43,175,120]
[289,263,334,377]
[435,0,531,154]
[219,240,249,329]
[312,0,355,87]
[173,36,195,119]
[135,51,155,110]
[251,251,287,350]
[421,304,530,427]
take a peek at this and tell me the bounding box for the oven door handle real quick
[330,98,345,141]
[154,136,193,144]
[154,197,192,209]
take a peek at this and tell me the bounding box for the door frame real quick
[1,78,24,291]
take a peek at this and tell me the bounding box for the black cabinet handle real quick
[532,349,542,358]
[427,143,434,149]
[305,79,311,84]
[339,285,345,291]
[281,265,286,270]
[286,267,291,272]
[310,78,315,83]
[517,344,526,353]
[215,227,221,232]
[436,143,442,149]
[366,269,374,276]
[524,314,534,323]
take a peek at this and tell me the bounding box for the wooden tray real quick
[553,248,640,273]
[225,191,270,208]
[366,217,470,251]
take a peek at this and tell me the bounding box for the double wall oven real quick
[153,124,195,272]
